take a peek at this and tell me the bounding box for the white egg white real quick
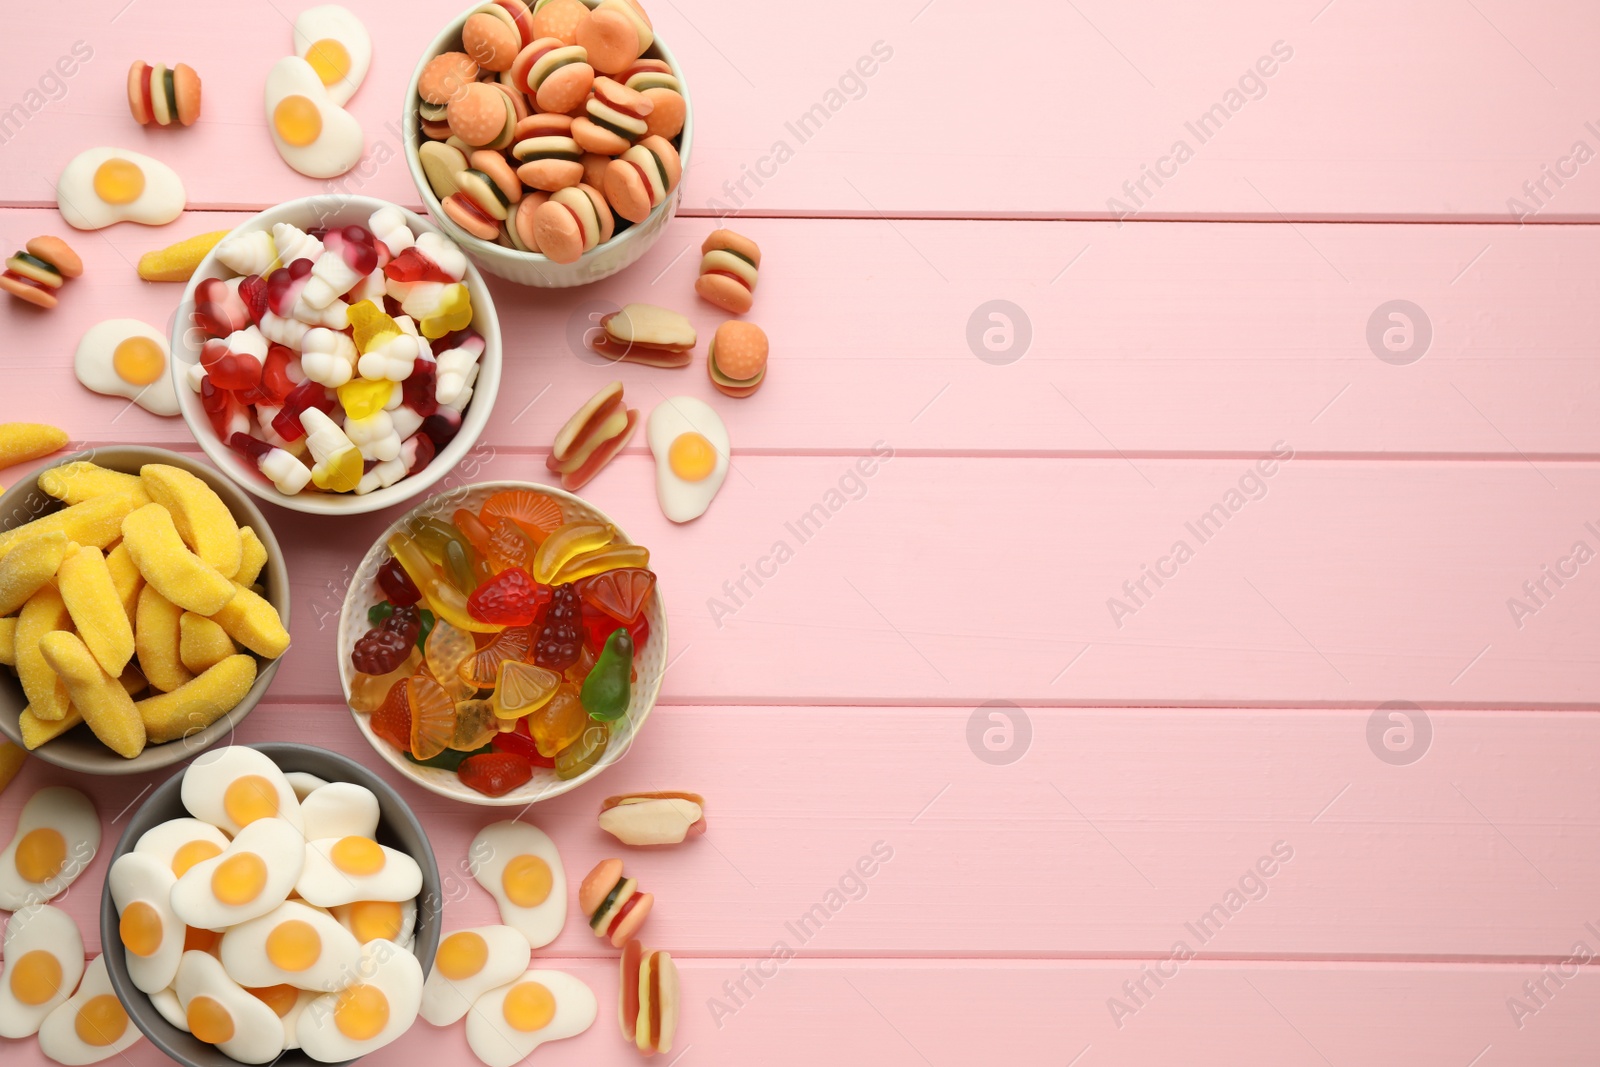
[107,852,184,994]
[299,783,380,842]
[264,56,364,180]
[36,956,142,1065]
[148,986,189,1032]
[284,772,330,802]
[219,900,364,992]
[293,4,372,106]
[56,147,185,230]
[465,969,597,1067]
[132,817,231,880]
[296,837,422,908]
[74,318,180,416]
[646,396,732,522]
[468,822,567,949]
[0,786,100,910]
[174,950,287,1065]
[0,905,84,1038]
[182,746,304,836]
[296,939,423,1063]
[419,926,531,1027]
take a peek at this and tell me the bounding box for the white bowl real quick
[404,0,694,287]
[337,481,667,805]
[170,195,502,516]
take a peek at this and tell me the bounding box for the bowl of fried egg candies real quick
[171,195,501,516]
[101,743,442,1067]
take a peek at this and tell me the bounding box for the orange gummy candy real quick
[459,625,533,688]
[407,672,457,760]
[526,682,587,757]
[484,518,535,574]
[481,489,563,544]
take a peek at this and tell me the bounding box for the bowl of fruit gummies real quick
[337,481,665,804]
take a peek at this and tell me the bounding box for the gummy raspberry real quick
[467,567,549,626]
[369,678,412,751]
[533,584,583,671]
[377,557,421,607]
[384,603,421,646]
[351,625,412,675]
[457,752,534,797]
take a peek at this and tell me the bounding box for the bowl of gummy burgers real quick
[405,0,692,287]
[170,195,502,516]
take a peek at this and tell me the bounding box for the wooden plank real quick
[9,704,1598,961]
[5,210,1600,458]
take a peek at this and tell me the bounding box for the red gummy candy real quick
[272,378,335,442]
[402,358,438,417]
[421,409,462,448]
[351,626,412,675]
[266,258,314,317]
[491,727,556,768]
[384,246,454,283]
[326,225,379,276]
[238,344,295,405]
[467,567,549,626]
[532,584,583,671]
[193,277,249,338]
[200,379,250,441]
[238,274,268,325]
[370,678,412,751]
[227,432,271,462]
[377,557,421,607]
[200,338,264,391]
[577,567,654,623]
[405,431,435,476]
[457,752,534,797]
[581,601,648,654]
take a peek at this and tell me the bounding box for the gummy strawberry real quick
[402,357,438,417]
[491,726,557,767]
[467,567,549,626]
[377,557,421,607]
[266,258,314,317]
[193,276,249,338]
[369,678,412,751]
[533,584,583,670]
[457,752,534,797]
[384,246,455,283]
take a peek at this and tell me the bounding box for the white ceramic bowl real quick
[337,481,667,805]
[404,0,694,287]
[170,195,502,516]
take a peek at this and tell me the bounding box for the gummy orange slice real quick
[407,673,457,760]
[459,625,533,688]
[484,517,535,574]
[577,567,655,624]
[491,661,561,720]
[451,699,499,751]
[425,620,476,701]
[481,489,564,544]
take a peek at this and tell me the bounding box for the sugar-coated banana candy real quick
[121,503,236,615]
[57,545,136,676]
[135,655,256,744]
[38,461,147,505]
[208,582,290,658]
[179,613,235,673]
[20,704,82,749]
[0,423,68,471]
[0,617,14,665]
[236,527,269,587]
[0,490,138,562]
[16,584,71,721]
[140,464,242,578]
[105,543,144,626]
[38,630,147,758]
[0,531,73,615]
[135,585,192,693]
[137,229,228,282]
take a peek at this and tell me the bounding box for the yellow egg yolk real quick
[274,96,323,147]
[112,336,165,386]
[668,432,717,481]
[333,984,389,1041]
[249,984,299,1018]
[331,836,385,876]
[343,901,403,944]
[266,919,322,972]
[92,159,145,205]
[306,39,352,85]
[503,981,555,1032]
[74,995,128,1047]
[9,950,63,1006]
[119,902,164,958]
[502,854,551,909]
[435,931,487,981]
[187,996,235,1044]
[172,839,223,879]
[212,852,268,906]
[15,827,67,883]
[224,775,281,827]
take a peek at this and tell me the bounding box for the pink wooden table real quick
[3,0,1600,1063]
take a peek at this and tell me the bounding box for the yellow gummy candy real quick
[179,612,236,674]
[136,229,229,283]
[16,584,71,721]
[0,741,24,796]
[0,531,74,615]
[0,617,15,666]
[105,542,144,627]
[39,462,149,506]
[312,446,363,493]
[338,378,397,421]
[58,545,136,677]
[19,704,82,750]
[0,491,137,562]
[136,655,256,745]
[348,299,402,354]
[0,423,68,472]
[122,503,237,615]
[208,581,289,659]
[135,584,192,693]
[39,630,146,759]
[420,284,472,339]
[141,464,241,578]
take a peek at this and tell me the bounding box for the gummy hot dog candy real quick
[580,628,631,721]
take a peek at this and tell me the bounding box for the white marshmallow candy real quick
[215,230,278,276]
[272,222,323,265]
[369,207,415,254]
[300,328,358,387]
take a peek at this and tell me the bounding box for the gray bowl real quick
[0,446,289,773]
[100,743,443,1067]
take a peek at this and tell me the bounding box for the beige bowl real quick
[0,447,289,774]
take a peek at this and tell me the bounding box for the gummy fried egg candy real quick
[0,905,84,1038]
[331,897,418,949]
[170,817,305,929]
[295,939,423,1062]
[108,852,183,994]
[219,900,365,992]
[419,926,530,1026]
[296,835,423,908]
[0,786,99,910]
[469,822,566,949]
[74,318,180,416]
[56,147,185,230]
[300,782,381,841]
[133,816,230,879]
[465,969,596,1067]
[646,395,730,522]
[265,56,364,179]
[293,5,372,107]
[182,745,304,835]
[175,949,287,1064]
[36,956,142,1065]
